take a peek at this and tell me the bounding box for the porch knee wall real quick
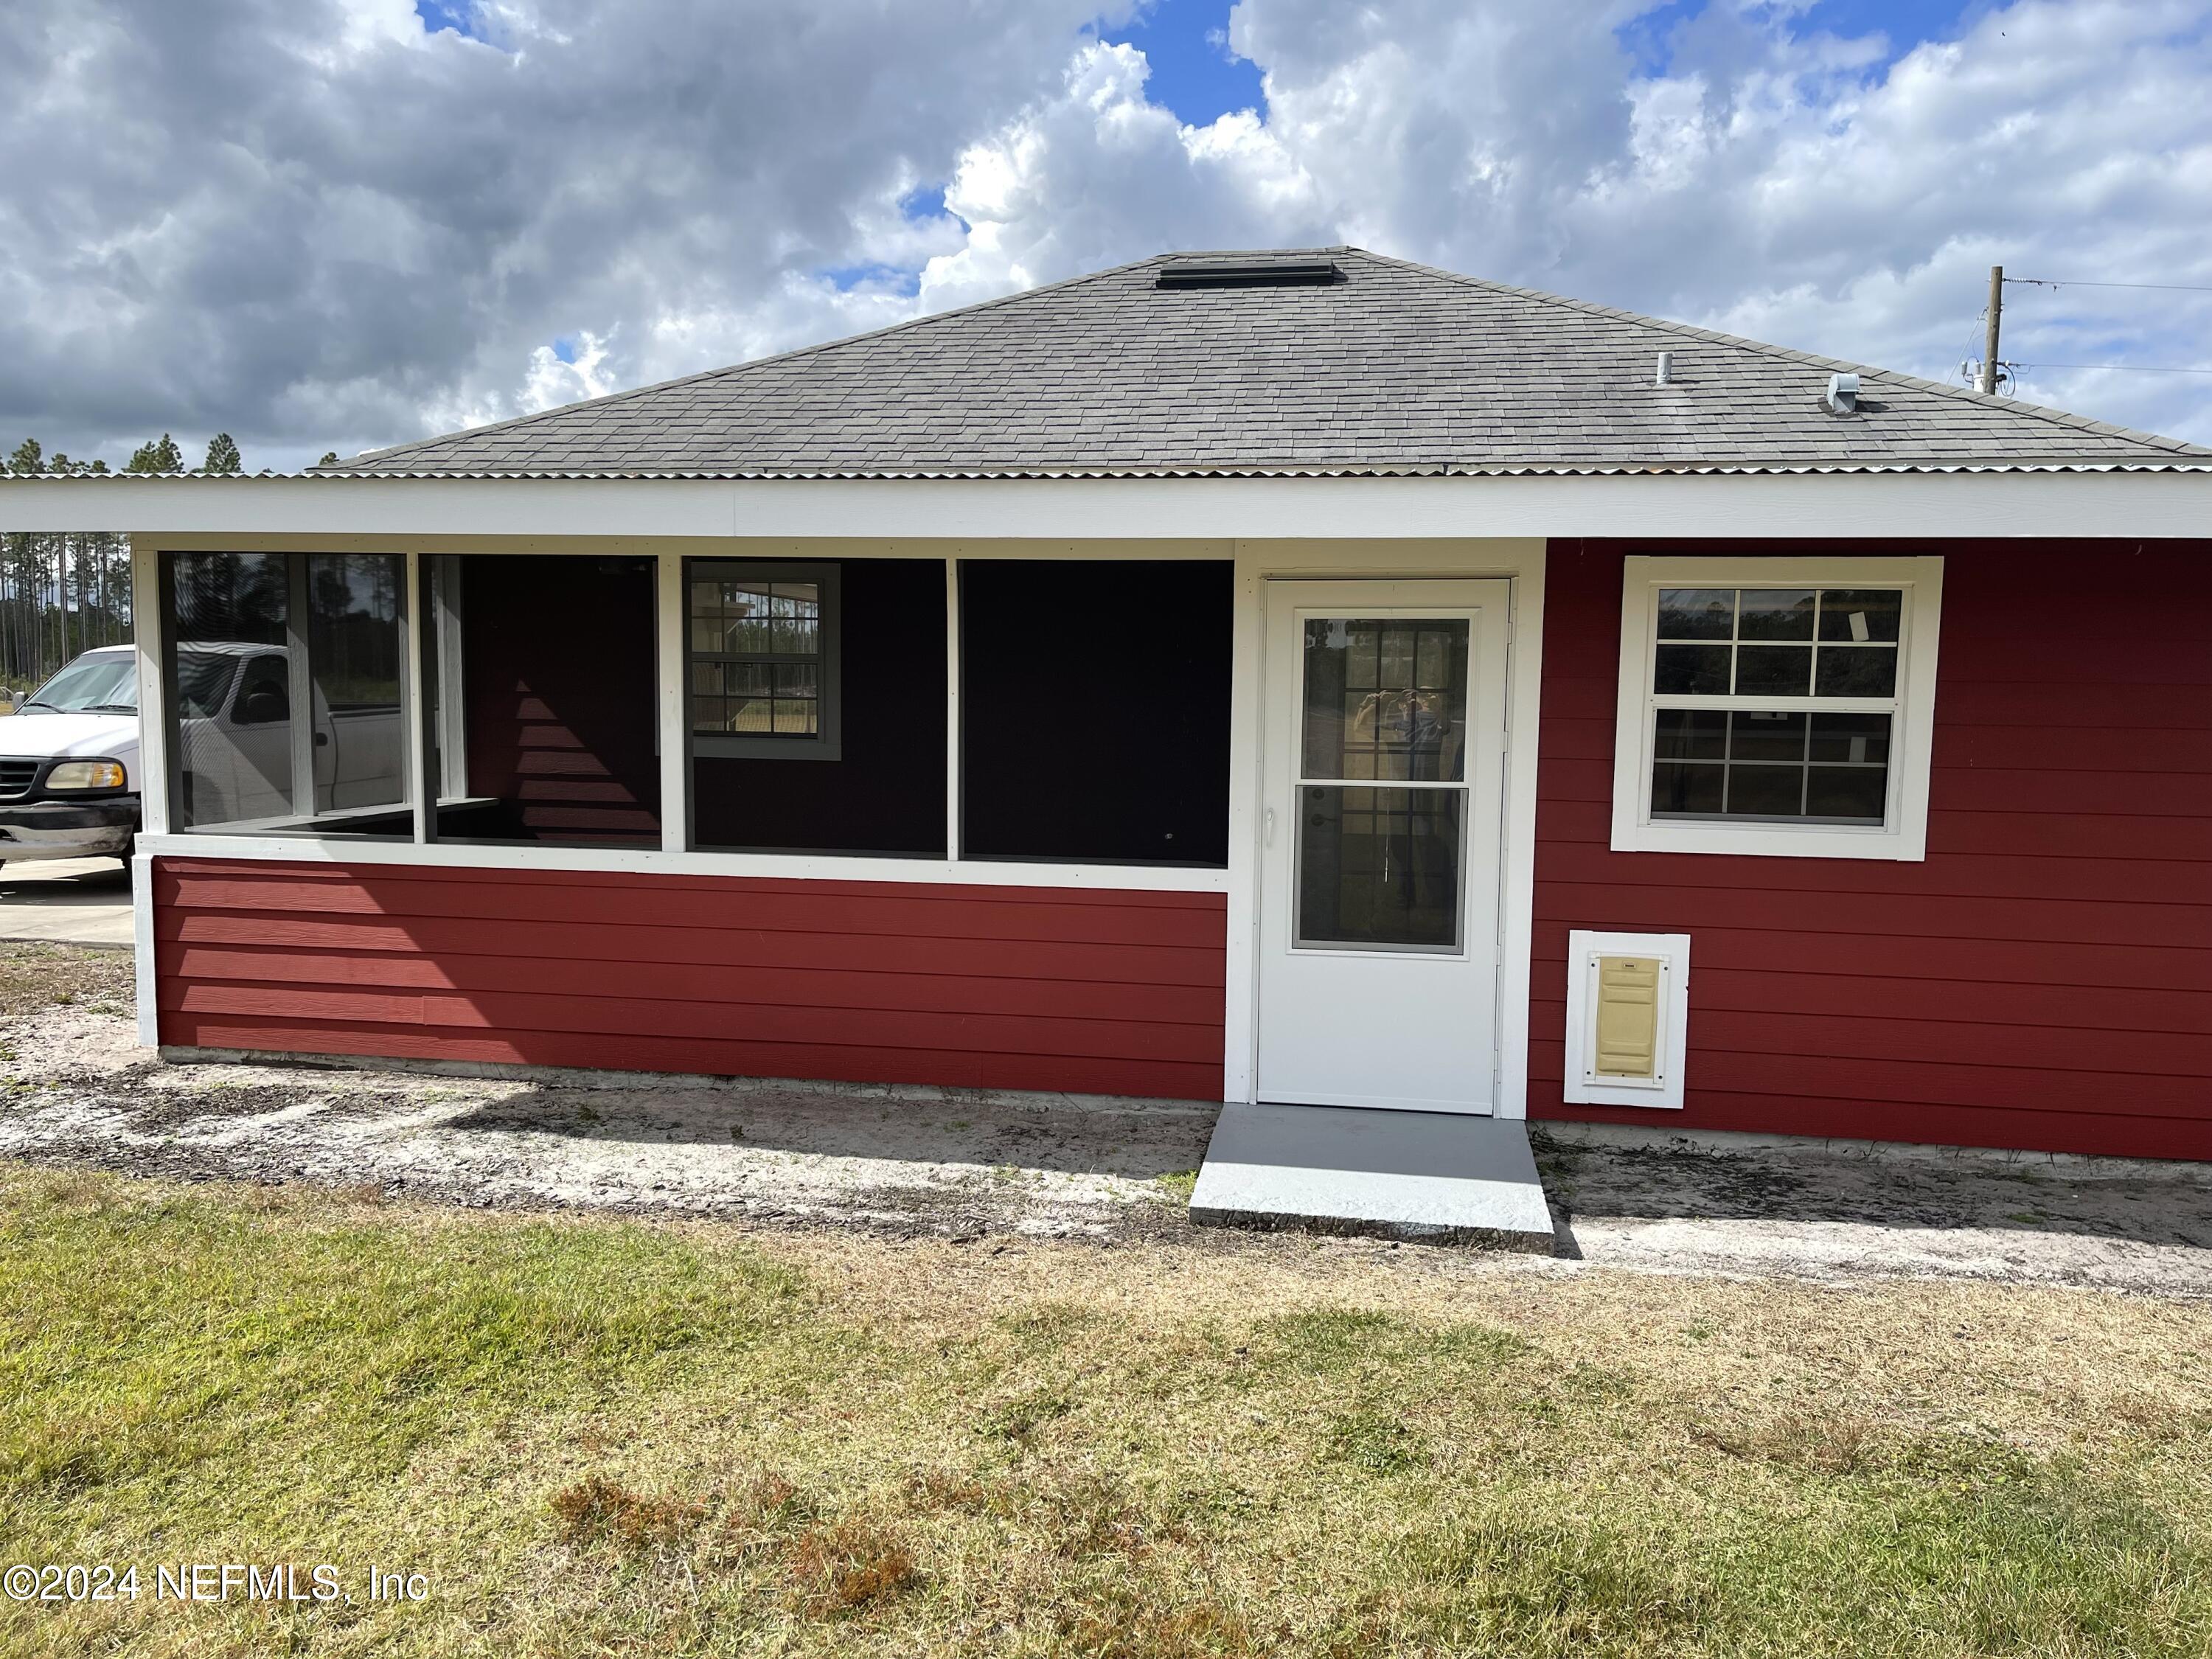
[150,859,1228,1103]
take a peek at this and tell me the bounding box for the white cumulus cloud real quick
[1,0,2207,472]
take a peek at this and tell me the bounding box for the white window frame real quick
[1610,554,1944,861]
[684,558,843,763]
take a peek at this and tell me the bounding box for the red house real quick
[10,249,2208,1235]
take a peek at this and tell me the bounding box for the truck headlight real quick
[46,759,127,791]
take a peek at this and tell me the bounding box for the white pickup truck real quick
[0,646,143,864]
[0,643,406,865]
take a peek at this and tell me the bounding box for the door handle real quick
[1264,806,1276,846]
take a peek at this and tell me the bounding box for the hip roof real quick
[324,248,2212,479]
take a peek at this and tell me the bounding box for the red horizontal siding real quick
[1544,753,2212,815]
[1533,539,2212,1161]
[1539,795,2212,860]
[153,860,1228,1102]
[156,944,1218,1023]
[1536,843,2212,906]
[1534,921,2212,995]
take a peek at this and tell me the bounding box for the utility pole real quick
[1980,265,2003,394]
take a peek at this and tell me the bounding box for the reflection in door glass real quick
[307,554,407,813]
[1301,618,1469,780]
[170,552,293,827]
[1295,785,1464,950]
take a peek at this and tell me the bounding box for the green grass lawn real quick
[2,1166,2208,1658]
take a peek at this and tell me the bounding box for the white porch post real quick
[1220,545,1262,1105]
[404,549,429,844]
[944,557,961,862]
[129,538,168,1048]
[656,549,686,852]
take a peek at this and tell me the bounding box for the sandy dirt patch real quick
[1539,1129,2212,1298]
[0,1004,1213,1240]
[2,995,2210,1295]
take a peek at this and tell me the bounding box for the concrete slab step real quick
[1189,1101,1557,1251]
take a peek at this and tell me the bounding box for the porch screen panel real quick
[960,560,1232,866]
[168,552,293,829]
[690,559,946,855]
[307,554,407,814]
[434,554,661,846]
[164,551,414,838]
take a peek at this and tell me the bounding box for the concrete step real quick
[1189,1101,1557,1251]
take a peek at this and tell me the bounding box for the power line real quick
[2011,361,2212,375]
[2005,276,2212,295]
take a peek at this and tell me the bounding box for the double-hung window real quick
[1610,555,1944,860]
[686,562,841,760]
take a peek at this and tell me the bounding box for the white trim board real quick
[128,538,167,1051]
[1231,540,1545,1120]
[133,834,1231,894]
[10,470,2212,540]
[131,850,159,1048]
[1563,930,1691,1110]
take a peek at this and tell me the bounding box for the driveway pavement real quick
[0,856,133,947]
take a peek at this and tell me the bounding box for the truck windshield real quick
[23,655,138,714]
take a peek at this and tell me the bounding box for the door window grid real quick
[1294,615,1472,953]
[1306,619,1470,782]
[1648,586,1905,829]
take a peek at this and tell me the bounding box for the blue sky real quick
[412,0,481,36]
[1105,1,1989,131]
[1098,0,1265,126]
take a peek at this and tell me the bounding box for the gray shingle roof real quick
[331,248,2211,477]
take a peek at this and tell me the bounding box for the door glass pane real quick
[307,554,406,813]
[1295,785,1464,950]
[1301,618,1469,782]
[169,552,292,828]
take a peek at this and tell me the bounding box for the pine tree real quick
[126,434,185,474]
[201,433,243,474]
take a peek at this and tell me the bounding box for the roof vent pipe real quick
[1654,351,1673,387]
[1825,372,1860,415]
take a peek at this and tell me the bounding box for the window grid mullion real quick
[1647,581,1906,833]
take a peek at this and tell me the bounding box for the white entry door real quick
[1256,579,1511,1113]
